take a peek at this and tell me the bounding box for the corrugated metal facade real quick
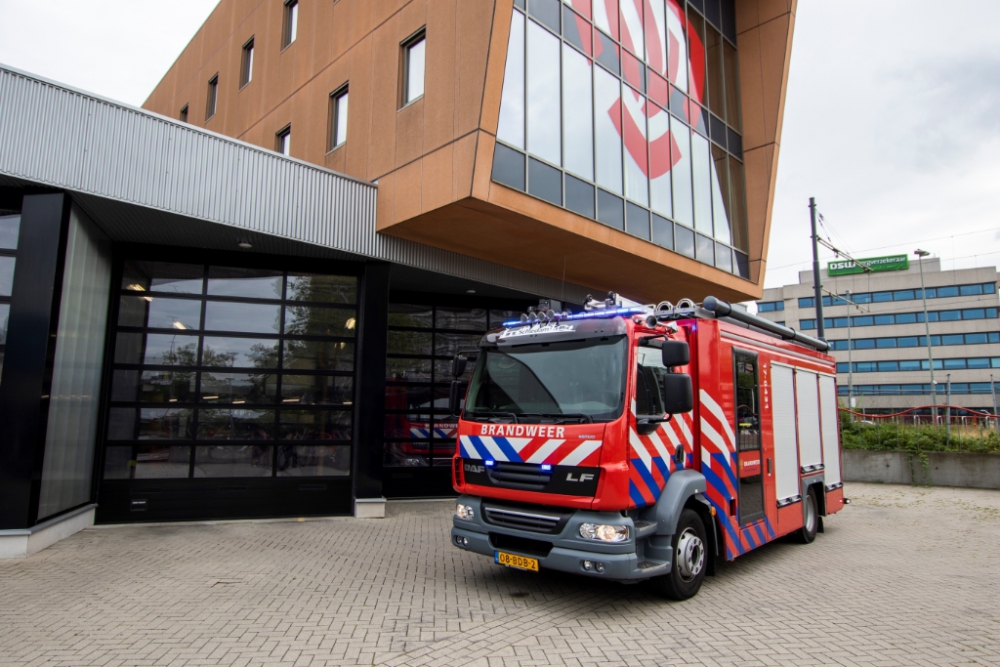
[0,65,591,303]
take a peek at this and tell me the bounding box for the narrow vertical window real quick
[402,30,426,106]
[277,125,291,156]
[329,85,349,150]
[241,37,255,87]
[206,74,219,120]
[496,11,525,149]
[180,105,188,123]
[283,0,299,48]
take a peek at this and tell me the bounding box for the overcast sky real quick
[1,0,997,291]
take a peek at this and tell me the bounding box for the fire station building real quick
[0,0,797,556]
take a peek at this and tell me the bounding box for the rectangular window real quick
[852,316,873,327]
[206,74,219,120]
[798,297,815,308]
[968,358,990,369]
[963,308,986,320]
[897,337,919,348]
[936,286,959,298]
[497,11,526,148]
[854,339,875,350]
[527,21,561,166]
[329,86,349,150]
[241,37,255,87]
[895,313,917,324]
[180,105,188,123]
[960,284,983,296]
[966,333,988,345]
[877,361,898,372]
[939,310,961,322]
[800,319,816,330]
[283,0,299,48]
[853,293,871,304]
[277,125,291,156]
[941,334,963,346]
[874,314,894,326]
[899,360,921,371]
[562,45,593,179]
[402,30,426,106]
[893,290,914,301]
[875,338,896,349]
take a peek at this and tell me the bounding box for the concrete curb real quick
[843,449,1000,489]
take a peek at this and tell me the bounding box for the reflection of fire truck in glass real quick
[449,295,846,600]
[384,390,458,467]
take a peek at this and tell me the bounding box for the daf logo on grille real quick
[464,464,485,474]
[566,472,595,482]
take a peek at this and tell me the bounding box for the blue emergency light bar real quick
[501,306,648,328]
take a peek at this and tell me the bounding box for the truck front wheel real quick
[651,509,707,601]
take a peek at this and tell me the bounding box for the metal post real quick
[810,197,824,339]
[946,374,951,446]
[991,374,999,434]
[915,249,936,422]
[846,289,853,407]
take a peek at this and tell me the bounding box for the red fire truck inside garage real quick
[449,296,846,600]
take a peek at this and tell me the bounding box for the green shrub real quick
[838,411,1000,454]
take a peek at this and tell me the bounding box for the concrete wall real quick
[843,449,1000,490]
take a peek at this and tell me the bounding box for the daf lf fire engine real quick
[448,295,846,600]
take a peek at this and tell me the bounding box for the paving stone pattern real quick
[2,483,999,666]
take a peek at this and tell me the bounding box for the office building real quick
[756,256,1000,413]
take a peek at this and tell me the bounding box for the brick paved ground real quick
[1,483,998,667]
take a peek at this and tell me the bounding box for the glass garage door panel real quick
[103,262,357,482]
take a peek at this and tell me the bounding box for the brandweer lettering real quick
[480,424,566,438]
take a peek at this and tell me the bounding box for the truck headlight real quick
[455,503,475,520]
[579,523,629,542]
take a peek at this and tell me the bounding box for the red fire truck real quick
[449,295,846,600]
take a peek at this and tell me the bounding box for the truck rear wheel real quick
[794,489,818,544]
[651,509,707,601]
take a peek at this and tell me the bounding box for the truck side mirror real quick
[661,340,690,368]
[661,373,693,414]
[451,354,468,378]
[449,380,464,417]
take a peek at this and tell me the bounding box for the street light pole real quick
[810,197,825,340]
[915,249,936,424]
[846,289,854,407]
[992,374,999,434]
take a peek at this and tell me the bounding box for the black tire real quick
[795,489,819,544]
[651,509,708,601]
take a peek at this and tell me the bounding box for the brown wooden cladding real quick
[144,0,797,303]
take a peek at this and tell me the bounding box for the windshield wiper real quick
[467,411,520,423]
[519,412,594,424]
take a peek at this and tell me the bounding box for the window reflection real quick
[497,10,526,148]
[276,445,349,476]
[202,337,279,368]
[284,305,355,337]
[283,339,354,372]
[563,44,594,181]
[285,273,356,304]
[526,21,561,166]
[388,304,433,328]
[0,303,9,345]
[207,267,283,299]
[387,357,433,382]
[141,334,201,366]
[194,445,273,477]
[435,307,487,331]
[388,330,432,356]
[103,445,192,479]
[122,261,204,294]
[204,301,281,334]
[111,369,197,403]
[200,372,278,404]
[0,256,15,297]
[279,410,351,442]
[0,215,20,250]
[139,408,194,440]
[280,375,352,405]
[118,296,202,330]
[197,409,275,440]
[435,333,483,358]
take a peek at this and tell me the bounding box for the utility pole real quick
[846,290,854,406]
[810,197,824,339]
[915,249,937,423]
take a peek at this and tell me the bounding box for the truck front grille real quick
[482,502,572,535]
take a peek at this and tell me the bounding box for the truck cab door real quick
[733,349,765,525]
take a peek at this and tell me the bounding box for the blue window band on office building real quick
[756,300,783,312]
[836,357,1000,374]
[493,0,749,278]
[797,282,997,309]
[826,331,1000,351]
[838,383,997,397]
[800,307,999,331]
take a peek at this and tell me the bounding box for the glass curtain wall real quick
[494,0,748,278]
[0,214,18,383]
[37,207,113,520]
[104,262,357,481]
[384,305,522,468]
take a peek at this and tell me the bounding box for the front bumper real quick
[450,496,670,581]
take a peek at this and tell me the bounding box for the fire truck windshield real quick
[464,336,627,422]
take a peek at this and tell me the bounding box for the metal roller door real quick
[771,363,800,503]
[819,374,842,486]
[796,370,824,471]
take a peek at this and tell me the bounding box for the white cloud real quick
[0,0,219,107]
[768,0,1000,288]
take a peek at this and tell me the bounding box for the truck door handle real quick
[767,458,772,475]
